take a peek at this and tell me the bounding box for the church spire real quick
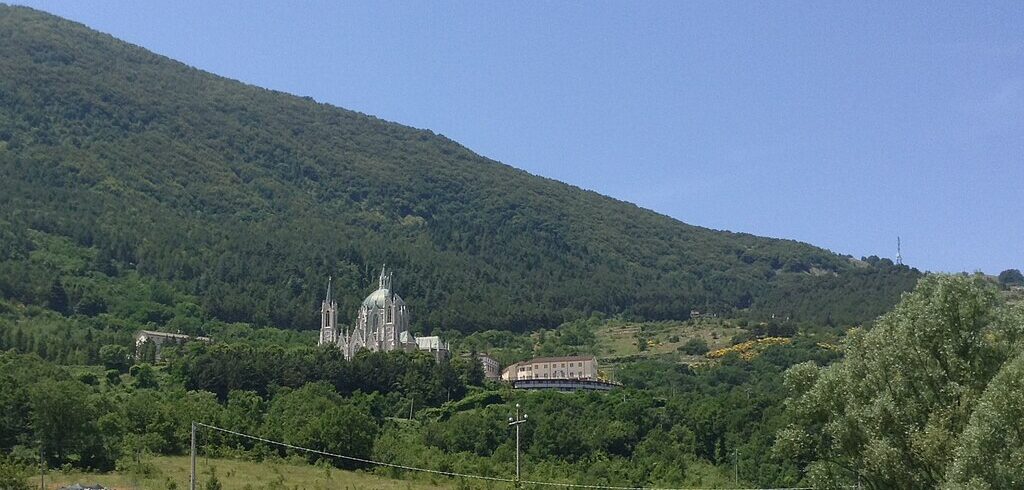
[325,276,333,303]
[379,264,390,290]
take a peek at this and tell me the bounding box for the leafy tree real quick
[455,353,485,387]
[776,275,1024,489]
[129,363,158,389]
[943,350,1024,488]
[100,345,131,373]
[47,280,70,316]
[30,379,97,466]
[0,455,29,490]
[997,268,1023,287]
[221,390,264,440]
[679,338,709,355]
[262,382,377,469]
[0,374,30,449]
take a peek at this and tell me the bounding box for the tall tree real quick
[30,379,97,466]
[997,269,1024,288]
[99,345,131,373]
[47,280,70,316]
[944,350,1024,488]
[775,275,1024,489]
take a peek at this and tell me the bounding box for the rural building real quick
[501,355,598,381]
[134,330,211,360]
[476,353,501,380]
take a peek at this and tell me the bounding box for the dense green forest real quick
[0,5,920,335]
[2,275,1021,489]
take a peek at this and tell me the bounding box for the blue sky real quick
[15,1,1023,273]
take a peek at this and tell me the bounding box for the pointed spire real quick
[379,264,387,289]
[326,276,333,303]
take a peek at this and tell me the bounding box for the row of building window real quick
[519,362,584,371]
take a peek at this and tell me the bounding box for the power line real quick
[194,422,513,484]
[192,421,826,490]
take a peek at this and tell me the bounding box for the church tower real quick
[318,277,338,345]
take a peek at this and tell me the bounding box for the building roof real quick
[135,330,211,342]
[362,288,389,307]
[415,336,447,350]
[524,355,596,364]
[361,288,406,308]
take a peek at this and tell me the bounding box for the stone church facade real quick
[319,266,442,360]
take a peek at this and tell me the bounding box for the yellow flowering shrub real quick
[706,337,791,360]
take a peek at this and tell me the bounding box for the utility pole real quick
[733,449,738,485]
[190,422,197,490]
[508,403,528,488]
[409,398,414,420]
[39,442,44,490]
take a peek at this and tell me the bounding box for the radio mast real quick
[896,236,903,265]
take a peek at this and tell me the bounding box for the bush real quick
[100,344,130,373]
[0,456,29,490]
[678,338,709,355]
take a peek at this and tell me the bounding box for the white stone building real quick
[319,266,446,361]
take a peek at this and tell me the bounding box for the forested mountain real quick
[0,5,919,334]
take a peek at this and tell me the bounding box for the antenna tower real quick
[896,236,903,265]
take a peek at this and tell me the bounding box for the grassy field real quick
[593,318,742,368]
[37,455,460,490]
[36,454,744,490]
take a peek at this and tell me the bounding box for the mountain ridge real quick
[0,5,920,333]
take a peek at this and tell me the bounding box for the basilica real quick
[318,266,447,360]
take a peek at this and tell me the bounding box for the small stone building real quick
[134,330,212,361]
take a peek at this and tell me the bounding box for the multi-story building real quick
[477,353,501,380]
[501,355,598,381]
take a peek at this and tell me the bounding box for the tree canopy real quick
[776,275,1024,489]
[998,269,1024,288]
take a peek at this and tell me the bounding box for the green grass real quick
[594,318,742,367]
[37,455,459,490]
[35,454,750,490]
